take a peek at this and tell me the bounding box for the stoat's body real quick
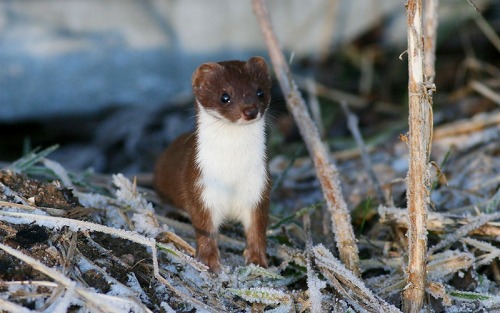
[154,57,271,271]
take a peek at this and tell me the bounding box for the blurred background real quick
[0,0,498,175]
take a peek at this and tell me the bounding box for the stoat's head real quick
[192,56,272,124]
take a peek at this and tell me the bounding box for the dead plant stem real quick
[403,0,435,311]
[252,0,360,276]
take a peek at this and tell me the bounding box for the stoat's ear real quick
[246,56,269,75]
[245,57,271,82]
[192,62,222,90]
[246,56,271,87]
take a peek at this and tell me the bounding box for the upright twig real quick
[474,12,500,53]
[252,0,360,276]
[340,101,386,205]
[424,0,438,83]
[403,0,435,311]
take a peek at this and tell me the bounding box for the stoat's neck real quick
[195,102,266,153]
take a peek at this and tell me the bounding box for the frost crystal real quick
[228,287,290,305]
[113,173,162,237]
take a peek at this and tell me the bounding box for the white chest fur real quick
[195,105,267,230]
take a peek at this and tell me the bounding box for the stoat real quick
[154,56,271,272]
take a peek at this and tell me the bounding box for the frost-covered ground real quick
[0,104,499,312]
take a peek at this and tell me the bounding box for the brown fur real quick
[154,57,271,272]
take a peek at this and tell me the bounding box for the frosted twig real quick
[379,205,500,237]
[433,109,500,139]
[0,180,32,206]
[313,244,401,313]
[461,237,500,267]
[427,211,500,256]
[252,0,360,277]
[469,80,500,105]
[306,78,325,137]
[0,298,32,313]
[366,250,473,299]
[0,210,218,312]
[113,174,162,237]
[466,0,480,12]
[295,75,398,111]
[340,101,386,205]
[0,242,149,313]
[474,12,500,53]
[403,0,434,311]
[427,251,474,281]
[424,0,439,83]
[303,214,325,313]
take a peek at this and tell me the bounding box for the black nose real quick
[243,107,258,119]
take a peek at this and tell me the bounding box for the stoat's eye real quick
[220,93,231,103]
[256,88,265,99]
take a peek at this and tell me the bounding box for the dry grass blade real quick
[0,298,33,313]
[0,242,151,313]
[427,251,474,280]
[427,211,500,256]
[433,109,500,139]
[366,250,473,300]
[0,209,218,312]
[252,0,360,277]
[461,237,500,267]
[379,205,500,244]
[313,244,401,313]
[469,80,500,105]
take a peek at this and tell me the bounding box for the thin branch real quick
[427,209,500,255]
[474,11,500,53]
[306,78,325,137]
[433,109,500,139]
[424,0,439,82]
[252,0,360,276]
[340,101,386,205]
[469,80,500,105]
[466,0,481,13]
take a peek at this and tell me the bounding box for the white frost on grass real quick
[0,209,162,289]
[160,301,176,313]
[113,173,163,237]
[74,174,167,236]
[427,211,500,256]
[126,272,151,305]
[307,266,326,313]
[305,231,325,313]
[461,237,500,267]
[228,286,291,305]
[427,250,474,281]
[313,244,401,313]
[46,287,78,313]
[234,264,285,289]
[42,158,73,188]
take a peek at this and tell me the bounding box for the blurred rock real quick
[0,0,490,121]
